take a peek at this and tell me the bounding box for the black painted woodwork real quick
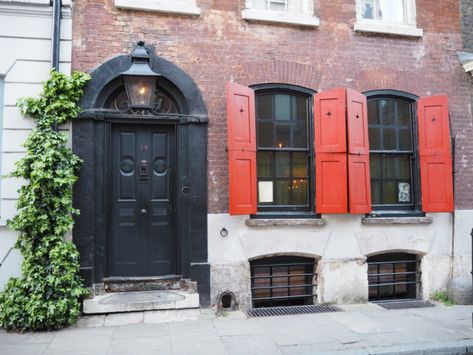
[72,45,210,305]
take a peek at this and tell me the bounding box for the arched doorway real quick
[72,44,210,304]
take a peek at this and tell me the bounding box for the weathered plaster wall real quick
[208,213,453,309]
[0,0,72,290]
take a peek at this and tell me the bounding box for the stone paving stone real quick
[213,318,265,336]
[108,335,172,355]
[172,338,227,355]
[44,351,108,355]
[221,334,282,355]
[144,308,200,323]
[44,327,113,353]
[111,322,170,339]
[280,341,357,354]
[76,315,106,328]
[0,330,55,345]
[168,319,218,339]
[366,340,468,354]
[329,311,390,334]
[104,311,144,326]
[0,343,48,355]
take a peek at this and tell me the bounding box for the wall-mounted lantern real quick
[121,40,161,109]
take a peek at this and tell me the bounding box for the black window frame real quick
[364,90,423,217]
[251,83,316,218]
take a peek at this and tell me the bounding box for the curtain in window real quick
[377,0,405,24]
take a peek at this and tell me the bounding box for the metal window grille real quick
[368,253,420,302]
[250,256,317,308]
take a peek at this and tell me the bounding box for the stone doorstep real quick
[82,290,200,315]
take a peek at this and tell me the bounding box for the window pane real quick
[368,100,379,124]
[269,0,287,11]
[369,127,382,150]
[383,127,397,150]
[383,181,397,204]
[275,152,290,177]
[275,125,290,148]
[258,122,273,147]
[399,128,412,150]
[397,155,411,180]
[252,0,267,10]
[361,0,375,19]
[370,154,381,178]
[378,0,405,24]
[295,96,308,121]
[371,180,382,205]
[275,94,291,120]
[257,151,273,178]
[397,101,411,126]
[275,180,291,205]
[257,94,273,120]
[292,152,308,177]
[291,179,308,205]
[380,99,396,125]
[294,123,308,148]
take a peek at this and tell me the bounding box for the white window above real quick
[354,0,423,37]
[242,0,319,27]
[114,0,201,16]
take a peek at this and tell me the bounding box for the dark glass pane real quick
[257,94,273,120]
[275,153,290,177]
[294,123,308,148]
[275,94,291,121]
[292,152,308,177]
[258,122,273,147]
[275,180,291,205]
[384,157,397,179]
[383,127,397,150]
[291,179,308,205]
[383,181,397,204]
[275,125,290,148]
[399,128,412,150]
[371,180,382,205]
[368,100,379,125]
[369,127,381,150]
[295,96,308,121]
[397,155,411,180]
[370,154,381,178]
[397,101,411,126]
[257,152,273,178]
[380,99,396,125]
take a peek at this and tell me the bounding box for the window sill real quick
[354,21,423,38]
[362,216,433,225]
[242,9,320,28]
[245,218,327,227]
[114,0,201,16]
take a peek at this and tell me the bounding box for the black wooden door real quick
[110,124,175,277]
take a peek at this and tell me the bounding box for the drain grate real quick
[376,300,434,310]
[247,304,341,317]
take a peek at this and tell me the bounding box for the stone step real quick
[103,276,197,293]
[82,290,200,315]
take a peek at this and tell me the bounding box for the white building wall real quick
[0,0,72,290]
[208,212,470,309]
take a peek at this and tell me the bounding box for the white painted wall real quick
[208,212,469,309]
[0,0,72,290]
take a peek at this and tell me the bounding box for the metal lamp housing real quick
[122,42,161,109]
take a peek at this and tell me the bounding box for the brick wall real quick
[72,0,473,212]
[462,0,473,51]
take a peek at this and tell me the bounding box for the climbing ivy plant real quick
[0,70,90,332]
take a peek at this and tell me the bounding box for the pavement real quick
[1,303,473,355]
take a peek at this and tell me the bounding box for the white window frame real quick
[354,0,423,37]
[114,0,201,16]
[0,77,4,219]
[242,0,319,27]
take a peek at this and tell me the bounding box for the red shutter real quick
[226,82,257,215]
[315,88,347,213]
[417,94,454,212]
[347,89,371,214]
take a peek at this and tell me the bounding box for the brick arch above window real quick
[234,59,321,90]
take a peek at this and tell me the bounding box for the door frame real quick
[107,122,179,278]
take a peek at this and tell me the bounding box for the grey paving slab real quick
[281,342,360,354]
[172,338,227,355]
[366,340,468,354]
[76,315,106,328]
[168,319,218,338]
[111,322,170,339]
[104,311,144,326]
[0,343,48,355]
[221,334,282,355]
[108,335,172,355]
[213,318,265,336]
[0,330,55,345]
[44,327,113,353]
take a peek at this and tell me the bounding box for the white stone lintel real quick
[354,21,423,38]
[242,8,320,28]
[114,0,201,16]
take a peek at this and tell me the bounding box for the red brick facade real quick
[72,0,473,213]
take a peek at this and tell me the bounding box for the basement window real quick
[368,253,420,301]
[250,256,317,308]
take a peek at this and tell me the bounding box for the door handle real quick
[140,208,147,216]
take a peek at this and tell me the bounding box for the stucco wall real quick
[0,0,72,290]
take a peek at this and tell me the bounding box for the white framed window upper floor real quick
[242,0,320,27]
[114,0,201,16]
[354,0,423,37]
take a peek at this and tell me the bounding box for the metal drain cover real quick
[376,300,434,310]
[247,304,341,317]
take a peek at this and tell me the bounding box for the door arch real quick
[72,43,210,305]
